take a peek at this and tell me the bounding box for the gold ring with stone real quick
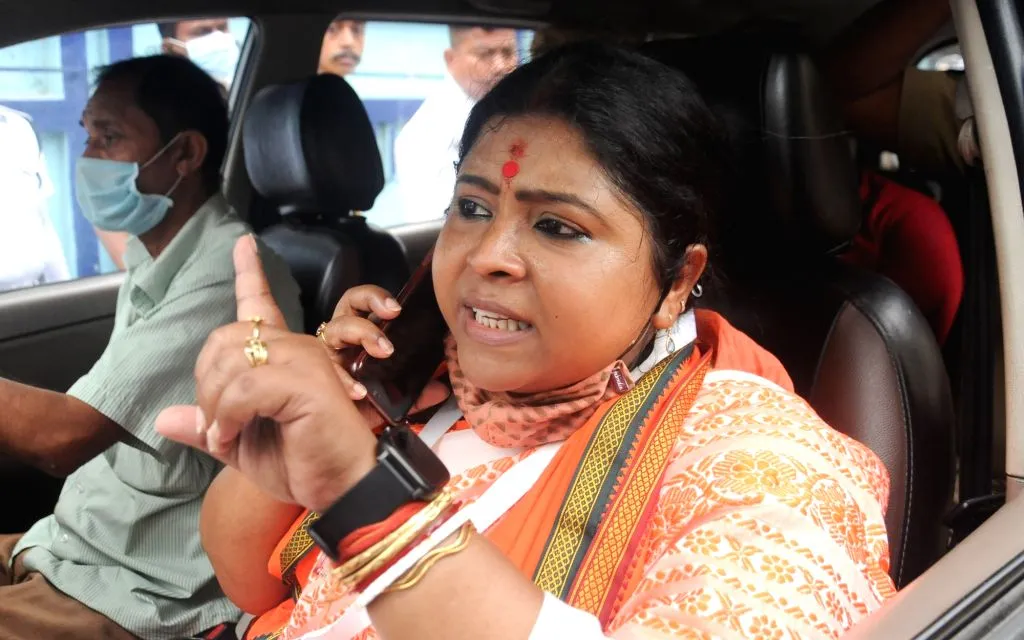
[244,316,269,367]
[315,322,329,347]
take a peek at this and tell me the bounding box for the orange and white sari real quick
[250,310,894,640]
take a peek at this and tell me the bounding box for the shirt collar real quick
[124,193,225,313]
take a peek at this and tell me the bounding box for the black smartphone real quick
[348,250,449,427]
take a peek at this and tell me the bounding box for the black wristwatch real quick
[309,426,451,561]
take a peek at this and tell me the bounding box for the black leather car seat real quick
[643,37,956,588]
[243,74,410,334]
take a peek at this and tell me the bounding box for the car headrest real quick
[243,74,385,217]
[641,37,861,255]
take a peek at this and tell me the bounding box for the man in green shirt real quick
[0,55,302,639]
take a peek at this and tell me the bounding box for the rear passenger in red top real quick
[841,169,964,345]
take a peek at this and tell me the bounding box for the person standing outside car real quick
[160,18,241,89]
[393,26,518,223]
[0,105,70,291]
[317,17,367,77]
[0,55,302,639]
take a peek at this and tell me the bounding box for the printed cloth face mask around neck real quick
[74,134,184,236]
[445,311,698,448]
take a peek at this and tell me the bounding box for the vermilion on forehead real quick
[501,140,526,182]
[468,119,587,178]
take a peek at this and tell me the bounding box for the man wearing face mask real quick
[94,18,242,270]
[0,55,302,639]
[159,18,241,90]
[393,25,518,223]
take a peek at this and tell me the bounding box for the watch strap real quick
[309,462,414,562]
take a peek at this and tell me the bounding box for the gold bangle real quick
[330,489,455,588]
[382,522,475,595]
[334,490,453,580]
[341,517,433,588]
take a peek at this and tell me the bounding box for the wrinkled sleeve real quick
[531,374,896,640]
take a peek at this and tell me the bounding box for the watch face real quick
[380,427,450,499]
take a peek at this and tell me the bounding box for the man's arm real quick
[0,379,122,476]
[820,0,952,146]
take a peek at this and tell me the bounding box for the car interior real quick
[0,0,1023,636]
[244,72,411,334]
[643,35,956,589]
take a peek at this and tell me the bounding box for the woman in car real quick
[157,43,895,639]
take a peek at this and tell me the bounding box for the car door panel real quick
[0,275,119,533]
[0,275,120,392]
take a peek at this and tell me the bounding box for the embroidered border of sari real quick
[566,347,710,623]
[488,343,711,626]
[246,512,322,640]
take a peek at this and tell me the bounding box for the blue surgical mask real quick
[75,135,184,236]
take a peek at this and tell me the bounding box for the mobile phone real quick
[348,250,449,427]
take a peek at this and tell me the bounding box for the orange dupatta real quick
[487,343,711,624]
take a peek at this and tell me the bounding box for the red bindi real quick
[502,160,520,180]
[502,140,526,183]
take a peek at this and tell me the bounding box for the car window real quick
[0,17,251,293]
[917,42,964,72]
[865,41,965,176]
[342,21,534,228]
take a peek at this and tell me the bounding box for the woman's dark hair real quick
[96,55,229,193]
[458,42,731,295]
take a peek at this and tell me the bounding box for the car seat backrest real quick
[642,36,955,587]
[243,74,409,333]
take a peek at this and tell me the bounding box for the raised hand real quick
[156,236,377,512]
[316,284,451,429]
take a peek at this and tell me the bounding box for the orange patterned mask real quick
[445,336,634,448]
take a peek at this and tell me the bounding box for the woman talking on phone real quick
[158,44,895,639]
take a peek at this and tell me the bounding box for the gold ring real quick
[244,316,269,367]
[249,316,263,340]
[315,322,329,347]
